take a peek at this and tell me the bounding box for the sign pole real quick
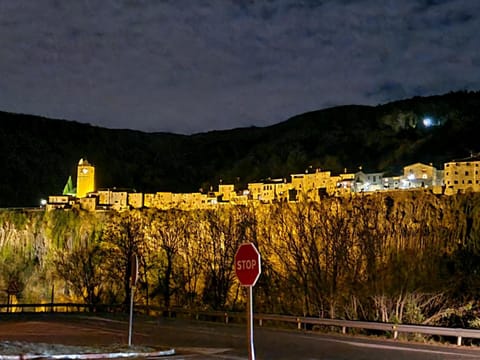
[247,285,255,360]
[128,286,135,346]
[128,254,138,347]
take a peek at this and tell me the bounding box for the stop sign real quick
[235,243,261,286]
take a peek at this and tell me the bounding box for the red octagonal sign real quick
[235,243,261,286]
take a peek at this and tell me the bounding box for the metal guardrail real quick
[253,314,480,346]
[0,303,124,313]
[1,303,479,346]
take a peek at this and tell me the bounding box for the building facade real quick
[444,155,480,195]
[76,158,95,198]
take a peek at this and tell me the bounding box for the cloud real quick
[0,0,479,134]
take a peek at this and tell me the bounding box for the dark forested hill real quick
[1,91,479,207]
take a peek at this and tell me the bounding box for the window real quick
[465,171,469,176]
[454,180,458,184]
[468,180,473,184]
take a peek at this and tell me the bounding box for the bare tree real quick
[101,210,145,307]
[146,209,188,308]
[177,211,208,308]
[265,201,321,316]
[54,230,106,309]
[200,207,246,310]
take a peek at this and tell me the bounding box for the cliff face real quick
[0,191,479,324]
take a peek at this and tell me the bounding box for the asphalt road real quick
[0,314,479,359]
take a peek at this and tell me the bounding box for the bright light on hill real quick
[423,117,433,127]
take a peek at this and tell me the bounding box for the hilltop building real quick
[354,170,384,192]
[444,154,480,195]
[44,154,480,212]
[76,158,95,198]
[400,162,443,190]
[248,178,289,203]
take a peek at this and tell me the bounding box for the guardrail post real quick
[342,326,346,334]
[457,336,462,346]
[224,312,229,324]
[297,317,301,330]
[259,318,263,327]
[392,325,398,340]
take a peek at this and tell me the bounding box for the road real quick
[0,314,479,359]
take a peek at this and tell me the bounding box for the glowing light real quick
[423,117,433,127]
[40,199,47,206]
[408,174,415,180]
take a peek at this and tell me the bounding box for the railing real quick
[0,303,124,313]
[1,303,479,346]
[253,314,480,346]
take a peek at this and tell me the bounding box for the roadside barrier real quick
[1,303,478,346]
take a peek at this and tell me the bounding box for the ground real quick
[0,313,173,358]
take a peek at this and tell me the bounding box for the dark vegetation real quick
[1,91,479,207]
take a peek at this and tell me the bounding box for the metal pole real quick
[247,286,255,360]
[128,287,134,346]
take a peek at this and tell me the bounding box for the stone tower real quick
[76,158,95,198]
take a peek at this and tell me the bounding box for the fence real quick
[1,303,479,346]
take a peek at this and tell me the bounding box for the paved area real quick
[0,313,175,358]
[2,313,480,359]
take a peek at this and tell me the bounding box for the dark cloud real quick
[0,0,479,134]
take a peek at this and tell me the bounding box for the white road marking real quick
[175,347,245,359]
[344,341,479,357]
[307,336,480,358]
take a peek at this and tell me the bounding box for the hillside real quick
[0,90,479,207]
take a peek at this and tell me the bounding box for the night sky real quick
[1,0,479,134]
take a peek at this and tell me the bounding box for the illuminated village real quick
[45,154,480,212]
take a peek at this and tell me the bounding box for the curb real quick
[0,348,176,360]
